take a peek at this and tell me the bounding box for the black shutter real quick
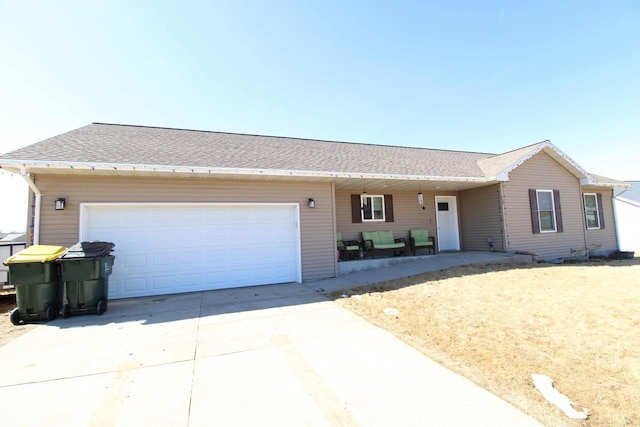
[384,195,394,222]
[553,190,563,233]
[596,193,605,229]
[351,194,362,223]
[529,189,540,234]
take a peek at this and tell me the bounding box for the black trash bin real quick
[3,245,67,324]
[58,242,115,317]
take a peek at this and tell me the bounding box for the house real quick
[0,123,629,299]
[614,181,640,252]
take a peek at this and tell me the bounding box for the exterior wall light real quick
[417,192,424,206]
[308,198,315,208]
[55,197,66,210]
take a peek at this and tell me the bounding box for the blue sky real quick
[1,1,639,232]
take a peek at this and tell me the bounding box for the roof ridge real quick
[90,122,495,156]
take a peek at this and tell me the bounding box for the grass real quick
[330,256,640,427]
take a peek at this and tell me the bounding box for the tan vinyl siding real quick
[502,152,585,259]
[582,187,618,253]
[336,189,445,248]
[33,174,335,281]
[459,184,504,251]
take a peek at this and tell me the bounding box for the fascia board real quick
[0,158,492,183]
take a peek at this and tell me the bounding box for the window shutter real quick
[351,194,362,223]
[529,189,540,234]
[597,193,605,229]
[553,190,563,233]
[384,195,394,222]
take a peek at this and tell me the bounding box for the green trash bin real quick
[59,242,115,317]
[3,245,67,324]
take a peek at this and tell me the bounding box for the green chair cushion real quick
[362,231,404,249]
[374,243,405,249]
[414,241,433,247]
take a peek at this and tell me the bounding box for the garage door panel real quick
[122,253,148,269]
[84,204,300,299]
[123,277,147,293]
[180,273,202,288]
[153,275,175,290]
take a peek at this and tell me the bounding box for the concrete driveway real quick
[0,257,542,426]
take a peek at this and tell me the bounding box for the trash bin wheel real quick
[10,309,21,325]
[46,305,57,321]
[62,304,71,319]
[96,298,107,316]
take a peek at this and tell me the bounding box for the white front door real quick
[435,196,460,251]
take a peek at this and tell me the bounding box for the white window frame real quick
[583,193,601,230]
[536,190,557,233]
[361,195,385,222]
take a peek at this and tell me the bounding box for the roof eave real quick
[581,179,633,189]
[0,159,492,184]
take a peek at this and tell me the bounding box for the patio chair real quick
[409,229,435,255]
[361,230,406,258]
[337,232,361,261]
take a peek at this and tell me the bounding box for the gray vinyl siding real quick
[32,174,335,281]
[502,151,586,259]
[581,187,618,254]
[459,184,504,251]
[336,189,446,249]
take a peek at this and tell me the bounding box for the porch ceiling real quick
[331,177,495,192]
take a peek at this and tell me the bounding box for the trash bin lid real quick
[3,245,67,264]
[61,241,115,259]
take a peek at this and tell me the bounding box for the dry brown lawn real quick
[330,256,640,427]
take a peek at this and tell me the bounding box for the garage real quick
[80,203,302,299]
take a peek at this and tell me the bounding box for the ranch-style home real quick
[0,123,629,299]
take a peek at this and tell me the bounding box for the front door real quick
[435,196,460,251]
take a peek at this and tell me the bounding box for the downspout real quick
[20,169,42,245]
[612,190,621,251]
[331,181,339,277]
[498,182,509,252]
[579,187,589,257]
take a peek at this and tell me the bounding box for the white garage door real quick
[80,203,301,299]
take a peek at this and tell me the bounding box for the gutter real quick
[19,169,42,245]
[0,159,493,184]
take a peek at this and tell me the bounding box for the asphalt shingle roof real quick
[476,142,547,177]
[1,123,493,178]
[0,123,626,187]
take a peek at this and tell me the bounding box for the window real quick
[350,194,394,223]
[361,195,385,221]
[583,193,605,230]
[537,190,556,232]
[529,189,563,234]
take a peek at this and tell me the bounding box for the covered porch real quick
[332,175,505,266]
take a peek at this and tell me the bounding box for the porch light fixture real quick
[417,192,424,206]
[308,198,315,208]
[362,187,368,205]
[55,197,66,211]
